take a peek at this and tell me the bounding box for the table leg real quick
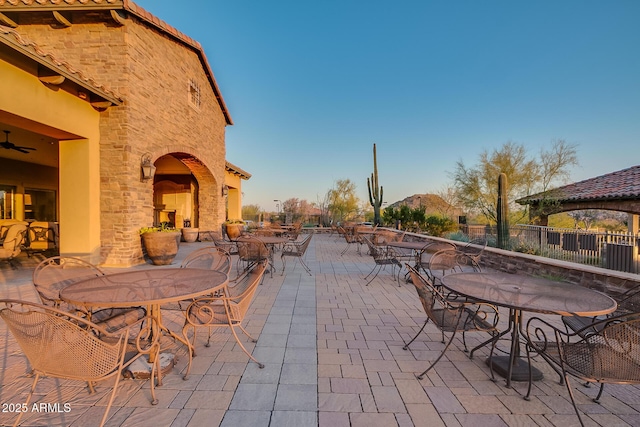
[486,309,543,387]
[130,304,190,392]
[154,303,195,356]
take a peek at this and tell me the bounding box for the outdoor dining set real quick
[336,224,640,426]
[1,226,639,426]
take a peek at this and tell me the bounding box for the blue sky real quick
[134,0,640,213]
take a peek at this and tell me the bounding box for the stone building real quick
[0,1,248,266]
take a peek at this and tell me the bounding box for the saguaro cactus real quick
[497,173,510,249]
[367,143,384,226]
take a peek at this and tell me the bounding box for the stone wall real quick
[397,229,640,295]
[13,11,228,266]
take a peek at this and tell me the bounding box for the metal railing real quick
[459,224,640,274]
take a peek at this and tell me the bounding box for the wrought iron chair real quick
[460,237,487,266]
[416,240,456,274]
[427,249,481,292]
[403,264,500,379]
[159,246,234,312]
[372,230,404,245]
[32,256,147,334]
[210,232,239,256]
[0,223,27,268]
[339,226,362,255]
[236,235,272,277]
[281,233,313,275]
[24,221,58,257]
[562,284,640,337]
[362,236,402,286]
[0,299,156,427]
[254,228,276,237]
[333,224,346,241]
[284,222,303,241]
[525,313,640,426]
[181,246,232,275]
[181,260,267,378]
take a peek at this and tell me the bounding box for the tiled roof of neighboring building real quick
[0,0,119,5]
[0,0,233,125]
[0,24,124,105]
[517,165,640,204]
[0,0,119,4]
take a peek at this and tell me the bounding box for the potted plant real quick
[181,219,199,243]
[140,223,181,265]
[222,219,245,241]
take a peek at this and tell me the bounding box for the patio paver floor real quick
[1,232,639,426]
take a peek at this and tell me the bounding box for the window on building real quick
[188,79,201,109]
[0,185,16,219]
[25,189,56,221]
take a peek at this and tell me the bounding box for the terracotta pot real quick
[181,228,199,243]
[224,224,244,240]
[141,231,181,265]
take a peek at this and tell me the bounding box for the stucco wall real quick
[13,11,228,266]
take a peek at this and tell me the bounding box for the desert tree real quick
[452,140,578,224]
[327,179,360,223]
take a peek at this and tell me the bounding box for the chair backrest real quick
[406,264,449,320]
[236,236,270,263]
[362,236,382,258]
[343,227,360,244]
[371,230,393,245]
[282,233,313,257]
[616,286,640,314]
[297,233,313,253]
[420,241,456,257]
[32,256,105,307]
[580,314,640,381]
[0,299,124,381]
[27,221,58,250]
[461,238,487,262]
[226,260,267,321]
[213,236,238,254]
[428,249,480,282]
[181,246,232,275]
[2,223,27,255]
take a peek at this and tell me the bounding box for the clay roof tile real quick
[0,24,124,104]
[517,165,640,204]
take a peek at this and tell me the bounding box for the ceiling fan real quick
[1,130,36,154]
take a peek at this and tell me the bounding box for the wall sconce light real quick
[140,153,156,182]
[222,185,229,197]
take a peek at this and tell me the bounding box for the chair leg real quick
[403,319,429,350]
[228,324,264,368]
[299,257,312,276]
[236,324,259,342]
[100,364,128,426]
[594,383,605,403]
[148,347,159,405]
[364,264,378,280]
[562,371,586,426]
[365,265,382,286]
[416,330,458,380]
[341,243,350,255]
[13,372,39,427]
[181,324,198,380]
